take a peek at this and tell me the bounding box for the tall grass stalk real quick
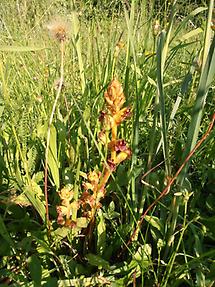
[124,0,140,213]
[70,12,86,94]
[156,0,177,177]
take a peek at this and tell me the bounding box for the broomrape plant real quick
[56,79,131,237]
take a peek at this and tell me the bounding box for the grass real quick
[0,0,215,286]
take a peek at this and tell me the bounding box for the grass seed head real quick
[153,20,161,36]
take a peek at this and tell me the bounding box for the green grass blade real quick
[201,0,214,69]
[178,34,215,184]
[70,11,86,94]
[124,0,140,210]
[156,30,171,176]
[0,45,48,52]
[170,6,207,43]
[156,1,177,176]
[180,27,203,42]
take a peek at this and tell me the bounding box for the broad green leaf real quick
[97,210,106,255]
[34,237,53,255]
[180,27,203,42]
[86,253,110,270]
[24,180,46,222]
[52,227,70,241]
[28,255,42,287]
[133,244,152,265]
[0,215,14,247]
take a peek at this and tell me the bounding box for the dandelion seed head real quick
[47,17,71,42]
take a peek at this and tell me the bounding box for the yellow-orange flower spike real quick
[113,106,131,126]
[104,79,125,114]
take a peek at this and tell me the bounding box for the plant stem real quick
[111,124,117,162]
[44,40,65,230]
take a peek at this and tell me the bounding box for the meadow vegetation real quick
[0,0,215,286]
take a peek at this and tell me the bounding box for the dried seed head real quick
[56,206,66,225]
[54,78,64,90]
[99,110,107,122]
[80,191,95,209]
[153,20,161,36]
[47,17,70,42]
[83,182,94,191]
